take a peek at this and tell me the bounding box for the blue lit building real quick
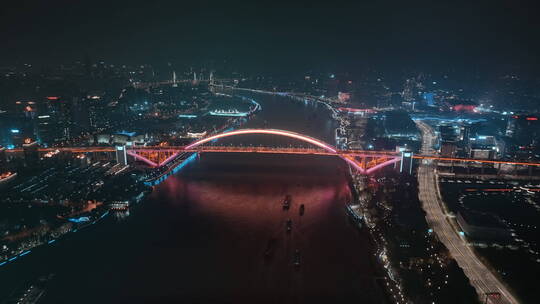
[422,92,435,107]
[0,112,34,147]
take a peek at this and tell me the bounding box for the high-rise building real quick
[459,125,472,154]
[0,112,34,147]
[422,92,435,107]
[72,97,90,131]
[45,96,73,141]
[23,139,39,167]
[470,136,497,159]
[506,115,540,147]
[86,95,107,130]
[36,114,55,146]
[402,78,416,102]
[0,146,7,172]
[14,101,38,119]
[439,125,459,157]
[459,125,471,144]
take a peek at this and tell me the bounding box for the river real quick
[0,93,384,303]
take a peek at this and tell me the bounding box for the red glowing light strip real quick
[135,146,394,155]
[342,150,399,155]
[526,117,538,121]
[452,105,476,111]
[184,129,338,153]
[338,107,377,113]
[126,151,158,167]
[183,147,334,155]
[158,152,181,167]
[341,154,366,174]
[365,157,402,174]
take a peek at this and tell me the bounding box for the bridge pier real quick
[116,146,128,166]
[400,151,414,174]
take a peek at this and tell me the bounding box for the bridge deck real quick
[5,146,540,167]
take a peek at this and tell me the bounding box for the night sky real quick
[1,0,539,72]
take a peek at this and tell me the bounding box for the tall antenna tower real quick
[172,71,178,87]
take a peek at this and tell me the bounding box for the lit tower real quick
[172,71,178,87]
[209,71,214,86]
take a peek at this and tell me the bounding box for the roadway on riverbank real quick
[415,120,518,304]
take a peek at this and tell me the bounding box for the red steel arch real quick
[184,129,338,153]
[184,128,376,172]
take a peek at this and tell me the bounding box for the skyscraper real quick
[36,114,55,146]
[23,139,39,167]
[45,96,73,141]
[0,146,7,172]
[422,92,435,107]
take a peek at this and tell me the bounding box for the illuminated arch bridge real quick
[126,129,403,174]
[7,129,540,175]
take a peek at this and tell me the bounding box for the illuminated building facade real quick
[422,92,435,107]
[36,115,55,145]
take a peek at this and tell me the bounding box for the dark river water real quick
[0,94,384,303]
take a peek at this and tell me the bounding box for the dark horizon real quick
[2,0,540,73]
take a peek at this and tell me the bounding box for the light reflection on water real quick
[0,93,384,303]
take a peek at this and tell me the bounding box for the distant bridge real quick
[133,78,234,89]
